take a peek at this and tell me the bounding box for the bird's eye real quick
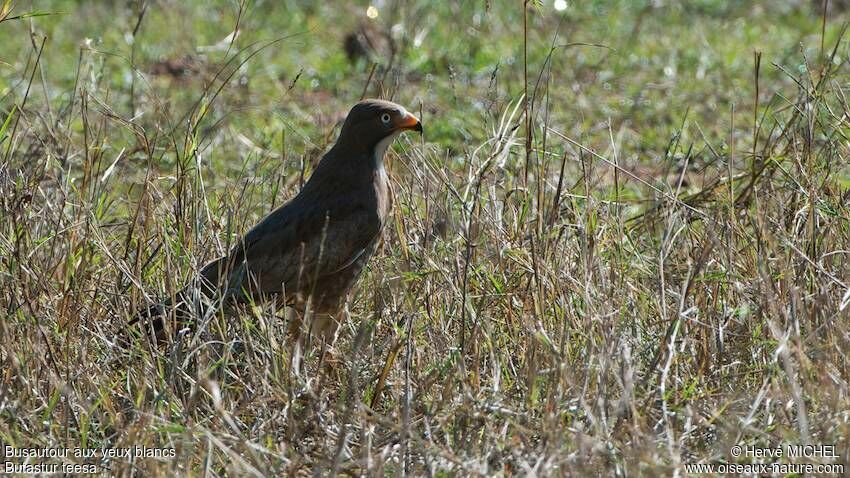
[381,113,391,124]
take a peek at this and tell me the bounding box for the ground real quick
[1,0,849,475]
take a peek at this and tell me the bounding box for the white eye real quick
[381,113,391,124]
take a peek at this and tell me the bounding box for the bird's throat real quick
[372,131,401,172]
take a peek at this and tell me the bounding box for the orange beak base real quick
[398,112,423,133]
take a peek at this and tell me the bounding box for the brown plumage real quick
[132,99,422,343]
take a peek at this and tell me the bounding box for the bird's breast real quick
[373,166,391,221]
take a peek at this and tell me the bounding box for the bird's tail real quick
[125,257,230,348]
[125,288,203,347]
[124,298,177,347]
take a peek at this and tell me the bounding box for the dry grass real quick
[2,1,850,476]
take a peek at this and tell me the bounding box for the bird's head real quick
[336,99,422,158]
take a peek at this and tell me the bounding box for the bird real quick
[131,99,422,345]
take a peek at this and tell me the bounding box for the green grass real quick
[2,0,850,475]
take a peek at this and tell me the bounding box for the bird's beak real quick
[398,112,423,133]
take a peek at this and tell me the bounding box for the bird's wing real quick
[200,194,381,300]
